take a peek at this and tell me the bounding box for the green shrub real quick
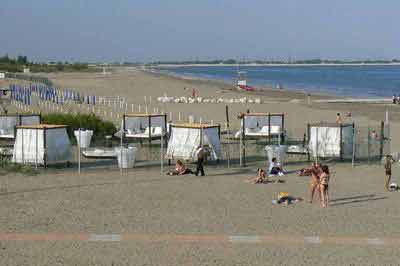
[42,113,116,142]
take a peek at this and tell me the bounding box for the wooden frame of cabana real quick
[123,113,168,144]
[307,122,355,161]
[167,123,221,165]
[0,113,42,140]
[239,112,285,166]
[15,124,70,168]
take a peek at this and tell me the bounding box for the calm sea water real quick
[163,65,400,98]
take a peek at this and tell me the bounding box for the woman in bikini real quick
[319,165,330,208]
[309,163,321,203]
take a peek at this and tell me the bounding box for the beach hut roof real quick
[243,112,284,117]
[308,122,353,128]
[170,123,220,129]
[124,113,166,117]
[17,124,68,129]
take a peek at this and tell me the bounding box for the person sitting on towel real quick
[167,160,193,176]
[247,168,266,184]
[269,158,284,176]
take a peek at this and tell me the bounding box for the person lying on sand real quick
[297,163,316,176]
[272,192,303,206]
[246,168,285,184]
[167,160,193,176]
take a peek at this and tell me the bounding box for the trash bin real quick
[115,146,137,168]
[265,145,287,166]
[74,130,93,149]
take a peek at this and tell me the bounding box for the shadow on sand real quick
[330,194,388,206]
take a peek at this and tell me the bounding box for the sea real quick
[161,65,400,98]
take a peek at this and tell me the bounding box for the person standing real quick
[195,145,205,176]
[336,113,343,124]
[309,163,322,204]
[384,155,395,191]
[319,165,330,208]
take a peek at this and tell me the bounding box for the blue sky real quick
[1,0,399,62]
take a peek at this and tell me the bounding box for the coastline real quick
[143,67,346,100]
[154,62,400,68]
[149,65,394,100]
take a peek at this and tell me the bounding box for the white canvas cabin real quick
[0,114,41,139]
[236,113,285,139]
[308,122,354,159]
[166,123,221,161]
[12,124,72,166]
[122,113,167,142]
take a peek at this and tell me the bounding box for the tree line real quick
[0,54,91,73]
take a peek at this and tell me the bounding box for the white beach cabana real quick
[12,124,72,166]
[308,122,354,159]
[166,123,221,161]
[236,113,285,140]
[123,113,167,142]
[0,114,41,139]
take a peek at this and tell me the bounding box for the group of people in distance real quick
[392,95,400,104]
[299,162,331,208]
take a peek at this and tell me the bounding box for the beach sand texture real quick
[2,67,400,265]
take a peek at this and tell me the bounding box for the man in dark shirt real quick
[195,145,205,176]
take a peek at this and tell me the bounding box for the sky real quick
[1,0,399,62]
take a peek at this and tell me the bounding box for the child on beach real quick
[384,155,395,191]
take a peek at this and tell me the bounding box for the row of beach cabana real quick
[0,111,389,168]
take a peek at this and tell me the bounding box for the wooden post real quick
[379,120,384,159]
[43,127,47,168]
[339,124,343,161]
[161,122,164,175]
[240,116,245,167]
[78,128,81,174]
[148,115,152,144]
[315,126,319,164]
[367,126,370,165]
[168,123,172,166]
[163,114,168,148]
[281,114,285,143]
[352,123,356,168]
[268,113,271,144]
[225,106,230,168]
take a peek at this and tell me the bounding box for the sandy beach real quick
[2,67,400,265]
[40,67,400,149]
